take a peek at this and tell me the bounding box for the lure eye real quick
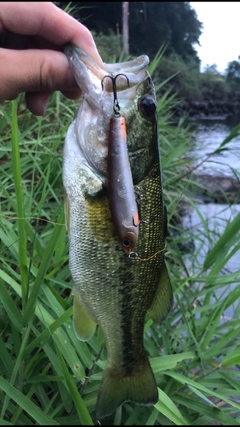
[139,95,156,117]
[123,239,131,248]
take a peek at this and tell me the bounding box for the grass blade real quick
[0,376,59,425]
[11,100,29,308]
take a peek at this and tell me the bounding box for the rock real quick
[192,174,240,204]
[174,100,240,120]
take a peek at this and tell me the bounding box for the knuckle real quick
[38,54,56,90]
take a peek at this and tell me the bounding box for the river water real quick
[182,117,240,319]
[189,117,240,177]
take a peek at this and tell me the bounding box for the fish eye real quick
[139,95,156,117]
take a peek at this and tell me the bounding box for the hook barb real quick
[101,73,129,115]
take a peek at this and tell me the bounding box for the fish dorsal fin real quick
[73,294,97,341]
[147,261,172,324]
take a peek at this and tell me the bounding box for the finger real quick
[25,91,52,116]
[0,2,103,67]
[0,48,81,102]
[25,89,82,116]
[60,89,82,100]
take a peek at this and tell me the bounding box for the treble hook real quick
[101,73,129,115]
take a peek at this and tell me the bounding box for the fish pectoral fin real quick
[96,357,158,419]
[73,294,97,341]
[147,260,173,324]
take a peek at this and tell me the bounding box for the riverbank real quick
[175,99,240,120]
[192,174,240,204]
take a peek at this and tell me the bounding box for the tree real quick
[128,2,202,62]
[226,60,240,79]
[122,2,129,55]
[59,2,202,63]
[203,64,219,75]
[225,60,240,92]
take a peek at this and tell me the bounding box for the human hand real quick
[0,2,103,115]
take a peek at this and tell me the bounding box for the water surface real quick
[183,118,240,318]
[190,118,240,177]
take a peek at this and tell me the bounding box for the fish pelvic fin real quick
[73,294,97,341]
[148,260,173,324]
[64,194,70,234]
[96,357,158,419]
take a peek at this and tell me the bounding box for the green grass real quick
[0,71,240,425]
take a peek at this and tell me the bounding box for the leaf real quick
[24,208,65,323]
[165,371,240,411]
[0,376,59,425]
[55,345,94,425]
[175,395,236,425]
[203,211,240,270]
[151,351,197,372]
[218,122,240,149]
[35,301,85,380]
[221,347,240,366]
[154,388,190,425]
[0,279,23,332]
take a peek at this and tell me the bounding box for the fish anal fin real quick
[96,357,158,419]
[148,261,173,324]
[73,294,97,341]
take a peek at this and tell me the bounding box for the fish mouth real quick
[64,44,153,180]
[64,43,150,102]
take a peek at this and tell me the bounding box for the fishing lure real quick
[101,74,140,255]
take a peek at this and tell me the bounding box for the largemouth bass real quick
[63,44,172,419]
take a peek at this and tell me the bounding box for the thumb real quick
[0,47,81,102]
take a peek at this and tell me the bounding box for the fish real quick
[63,43,173,419]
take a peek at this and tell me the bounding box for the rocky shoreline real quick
[175,100,240,120]
[191,174,240,204]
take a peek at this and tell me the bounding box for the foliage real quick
[1,48,240,424]
[225,60,240,93]
[151,55,240,105]
[58,1,202,63]
[199,71,228,102]
[153,53,202,102]
[91,30,125,64]
[226,60,240,80]
[57,1,240,105]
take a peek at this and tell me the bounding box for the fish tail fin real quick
[96,357,158,419]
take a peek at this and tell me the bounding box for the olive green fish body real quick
[63,44,172,418]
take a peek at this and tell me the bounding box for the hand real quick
[0,2,103,115]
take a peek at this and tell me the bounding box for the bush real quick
[199,71,228,101]
[154,54,202,102]
[91,30,125,63]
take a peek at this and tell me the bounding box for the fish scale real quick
[63,44,173,419]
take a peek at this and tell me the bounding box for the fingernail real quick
[40,93,51,114]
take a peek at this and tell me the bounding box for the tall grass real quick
[0,57,240,425]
